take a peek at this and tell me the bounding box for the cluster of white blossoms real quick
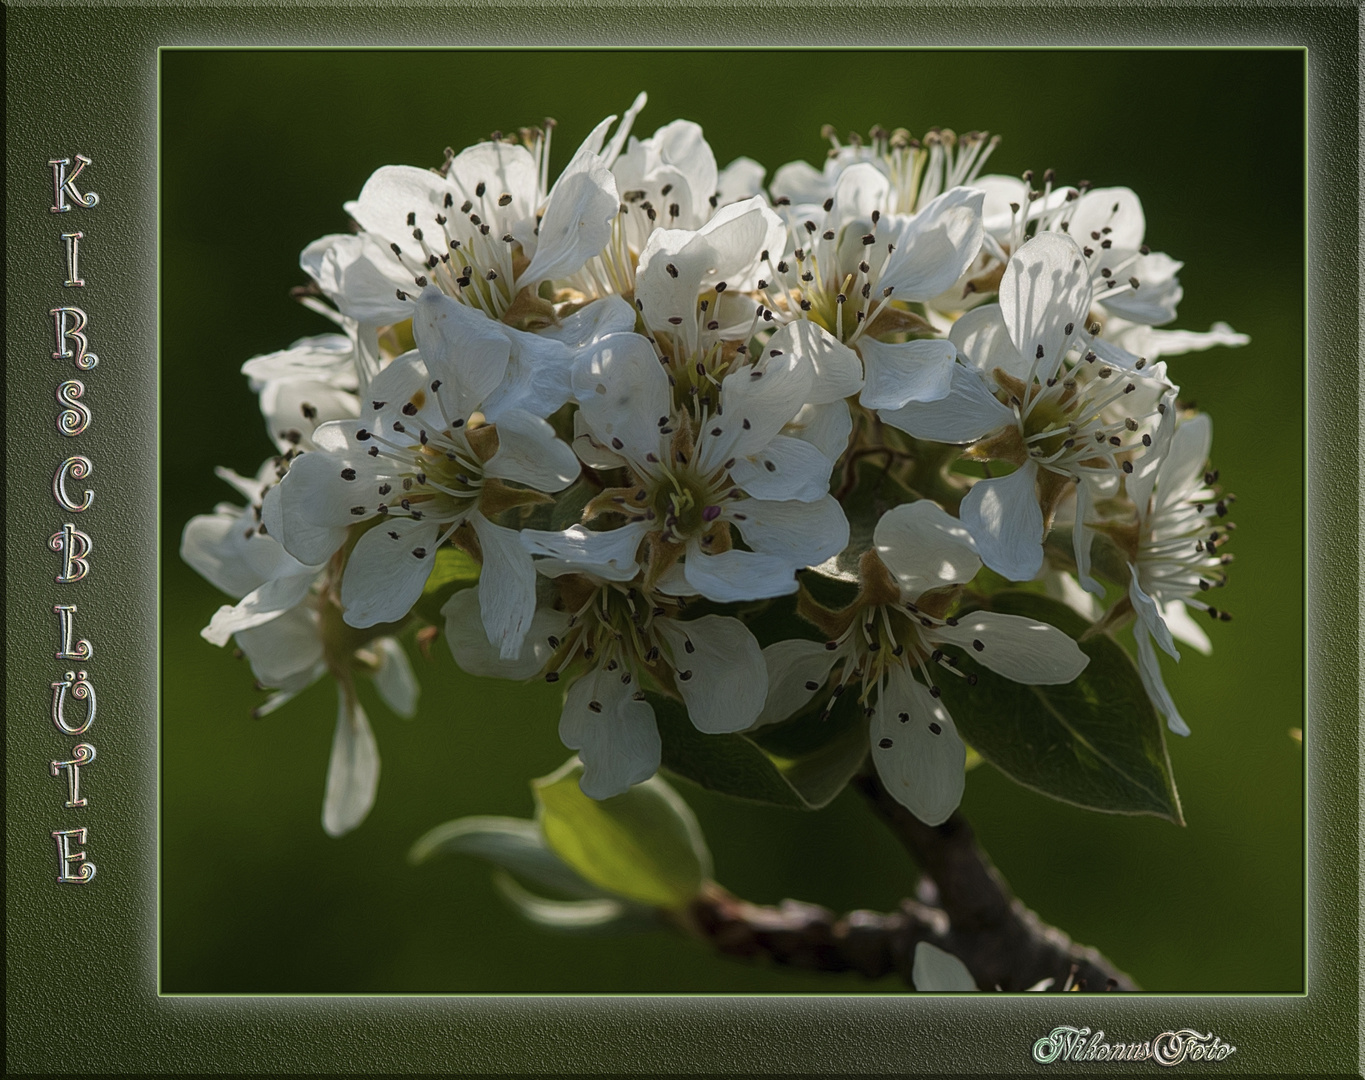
[183,96,1245,835]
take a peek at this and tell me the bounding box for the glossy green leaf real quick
[750,684,870,809]
[408,814,601,898]
[653,696,807,809]
[534,758,712,908]
[653,691,868,811]
[937,591,1183,824]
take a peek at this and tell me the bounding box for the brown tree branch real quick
[684,770,1138,992]
[850,768,1139,991]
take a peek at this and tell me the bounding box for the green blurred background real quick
[160,49,1303,994]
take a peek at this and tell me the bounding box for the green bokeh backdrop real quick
[160,48,1303,994]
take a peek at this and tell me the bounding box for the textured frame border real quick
[5,4,1359,1075]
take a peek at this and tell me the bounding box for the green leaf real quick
[652,691,868,811]
[408,814,602,899]
[491,872,658,934]
[411,546,480,624]
[652,695,808,809]
[937,591,1183,824]
[533,758,712,908]
[749,684,870,809]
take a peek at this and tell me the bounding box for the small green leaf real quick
[750,684,870,809]
[653,692,868,811]
[492,872,657,933]
[937,592,1183,824]
[533,758,712,908]
[653,694,806,809]
[412,547,480,624]
[548,477,599,531]
[408,814,601,898]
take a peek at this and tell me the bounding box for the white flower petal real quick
[234,605,326,693]
[340,519,442,629]
[1125,320,1249,360]
[871,668,966,826]
[1129,566,1179,660]
[831,162,891,228]
[559,670,661,800]
[598,92,648,168]
[201,570,317,647]
[1136,628,1190,736]
[265,448,384,566]
[1085,335,1147,372]
[370,637,419,718]
[1155,413,1212,514]
[878,363,1014,444]
[784,400,853,463]
[753,638,841,729]
[716,156,767,205]
[705,345,814,467]
[948,303,1031,382]
[636,196,784,325]
[322,688,381,837]
[181,505,295,599]
[1071,479,1103,597]
[647,120,719,221]
[655,615,766,733]
[959,462,1045,582]
[471,515,539,660]
[300,233,411,324]
[520,150,619,287]
[1162,599,1213,656]
[999,232,1092,382]
[1127,389,1178,515]
[727,435,835,502]
[727,494,849,567]
[1100,252,1183,325]
[483,408,580,493]
[769,319,863,404]
[680,548,800,602]
[912,942,979,992]
[572,408,630,470]
[571,331,671,464]
[520,521,649,581]
[858,337,957,410]
[346,164,455,241]
[446,141,539,219]
[879,187,986,301]
[770,159,830,206]
[537,295,637,351]
[481,328,574,422]
[258,378,360,454]
[873,500,980,597]
[411,287,512,416]
[443,587,568,681]
[1066,186,1146,252]
[934,611,1089,684]
[241,332,358,390]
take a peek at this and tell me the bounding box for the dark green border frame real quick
[5,4,1358,1075]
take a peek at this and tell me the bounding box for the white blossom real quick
[756,501,1087,824]
[444,581,765,799]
